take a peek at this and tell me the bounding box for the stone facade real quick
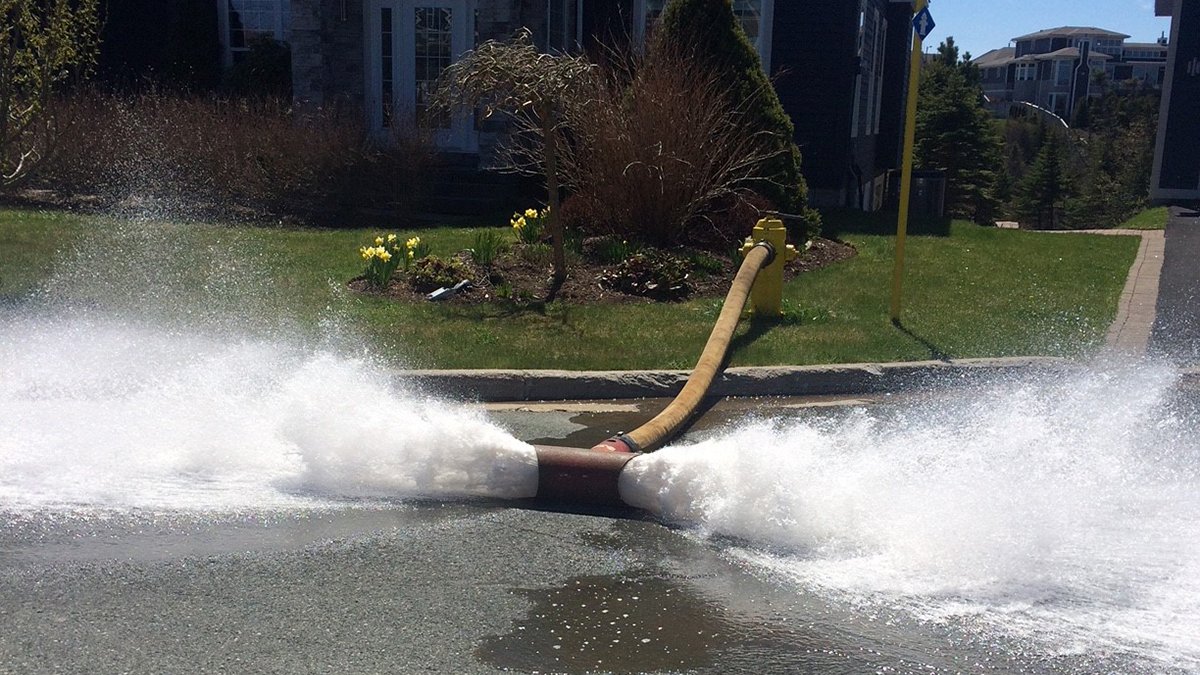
[290,0,366,108]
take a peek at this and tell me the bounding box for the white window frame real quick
[545,0,583,54]
[850,0,865,138]
[217,0,291,68]
[1048,92,1068,116]
[365,0,478,151]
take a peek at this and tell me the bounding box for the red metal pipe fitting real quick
[534,444,640,507]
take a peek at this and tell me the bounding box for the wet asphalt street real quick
[1,389,1183,675]
[0,502,982,675]
[1151,207,1200,364]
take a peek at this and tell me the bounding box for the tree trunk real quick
[540,101,566,282]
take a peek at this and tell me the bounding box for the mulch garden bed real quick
[350,237,857,306]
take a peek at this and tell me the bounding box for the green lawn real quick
[0,207,1139,369]
[1119,206,1169,230]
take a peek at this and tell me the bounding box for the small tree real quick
[654,0,819,240]
[915,38,1003,223]
[433,30,595,283]
[1014,130,1070,229]
[1,0,100,186]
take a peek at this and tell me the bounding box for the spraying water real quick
[4,215,1199,670]
[0,217,540,512]
[623,361,1200,671]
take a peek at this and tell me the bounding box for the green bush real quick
[655,0,819,240]
[471,230,507,268]
[581,235,635,265]
[407,255,472,292]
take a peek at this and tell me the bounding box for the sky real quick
[926,0,1173,59]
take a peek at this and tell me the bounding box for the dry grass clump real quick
[34,89,433,223]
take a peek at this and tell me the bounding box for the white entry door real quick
[367,0,476,151]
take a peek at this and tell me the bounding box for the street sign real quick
[912,7,935,40]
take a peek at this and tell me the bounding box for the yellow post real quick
[889,0,928,324]
[740,218,798,317]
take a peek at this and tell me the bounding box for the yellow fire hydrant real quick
[740,218,799,317]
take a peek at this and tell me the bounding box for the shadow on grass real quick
[892,318,952,361]
[819,207,952,239]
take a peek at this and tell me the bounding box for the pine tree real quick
[654,0,819,239]
[1014,130,1070,229]
[914,38,1002,223]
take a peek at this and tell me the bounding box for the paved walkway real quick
[1052,209,1198,362]
[1099,228,1166,352]
[1039,227,1166,353]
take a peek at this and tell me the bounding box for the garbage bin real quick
[885,169,946,217]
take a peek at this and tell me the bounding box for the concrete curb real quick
[399,357,1069,402]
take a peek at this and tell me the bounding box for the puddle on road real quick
[476,572,729,673]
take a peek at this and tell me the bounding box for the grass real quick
[0,207,1139,369]
[1118,206,1169,230]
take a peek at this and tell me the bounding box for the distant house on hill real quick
[972,26,1168,120]
[210,0,914,212]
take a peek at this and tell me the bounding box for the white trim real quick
[758,0,775,73]
[364,0,478,151]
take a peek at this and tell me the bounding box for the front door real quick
[367,0,476,151]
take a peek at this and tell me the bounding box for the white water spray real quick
[621,361,1200,670]
[0,315,539,511]
[1,217,539,512]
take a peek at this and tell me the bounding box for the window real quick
[221,0,290,66]
[635,0,773,69]
[1048,92,1067,116]
[849,1,884,138]
[1015,62,1036,81]
[546,0,579,53]
[381,7,393,127]
[1055,59,1071,85]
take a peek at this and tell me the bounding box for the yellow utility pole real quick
[889,0,932,323]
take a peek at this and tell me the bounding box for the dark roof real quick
[1033,47,1112,61]
[971,47,1015,67]
[1012,26,1130,41]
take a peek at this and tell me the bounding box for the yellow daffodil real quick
[512,216,526,230]
[360,246,373,259]
[406,236,421,249]
[387,233,397,243]
[378,249,392,262]
[375,236,384,245]
[407,250,415,259]
[524,208,538,219]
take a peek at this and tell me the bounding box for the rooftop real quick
[972,47,1015,67]
[1012,26,1131,42]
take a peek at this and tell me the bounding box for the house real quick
[972,26,1169,121]
[1151,0,1200,203]
[214,0,914,212]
